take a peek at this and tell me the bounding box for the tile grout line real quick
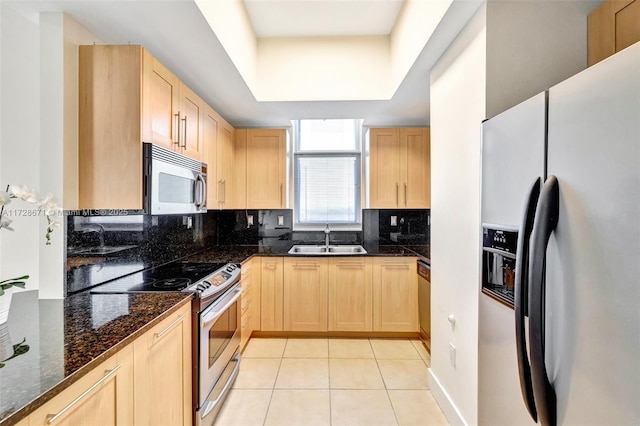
[261,337,286,426]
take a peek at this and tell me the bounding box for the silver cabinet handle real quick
[181,116,187,148]
[280,183,283,207]
[396,183,399,206]
[222,180,226,204]
[47,365,121,424]
[173,112,180,145]
[154,313,187,339]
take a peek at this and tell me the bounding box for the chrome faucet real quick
[324,224,331,247]
[82,223,105,247]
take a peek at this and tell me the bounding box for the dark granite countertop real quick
[0,290,193,426]
[183,243,430,265]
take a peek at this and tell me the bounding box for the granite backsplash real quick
[65,210,217,295]
[65,208,429,295]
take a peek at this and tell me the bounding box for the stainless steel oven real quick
[195,276,242,426]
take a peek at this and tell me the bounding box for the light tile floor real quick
[215,337,448,426]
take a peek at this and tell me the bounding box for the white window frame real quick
[292,120,363,231]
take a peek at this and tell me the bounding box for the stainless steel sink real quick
[71,245,138,256]
[288,245,367,255]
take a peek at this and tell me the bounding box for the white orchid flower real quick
[0,191,11,206]
[9,185,40,203]
[40,194,60,217]
[0,217,14,231]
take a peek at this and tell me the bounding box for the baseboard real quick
[428,369,467,426]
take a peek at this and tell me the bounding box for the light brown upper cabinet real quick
[79,45,207,209]
[206,111,237,210]
[588,0,640,66]
[369,127,430,209]
[241,129,287,209]
[143,54,203,160]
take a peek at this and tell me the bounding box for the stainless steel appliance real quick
[91,261,241,426]
[417,260,431,348]
[481,225,517,307]
[479,43,640,425]
[143,142,207,215]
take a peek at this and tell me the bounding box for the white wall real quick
[485,0,598,118]
[1,7,102,298]
[0,5,42,290]
[257,36,391,101]
[429,4,486,425]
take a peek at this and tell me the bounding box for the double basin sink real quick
[288,244,367,255]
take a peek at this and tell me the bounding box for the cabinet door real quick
[401,127,431,208]
[240,258,256,350]
[216,122,235,209]
[260,258,284,331]
[232,129,247,209]
[179,82,204,161]
[370,128,401,208]
[203,106,219,207]
[284,258,328,331]
[328,258,373,331]
[372,257,419,332]
[588,0,639,66]
[79,45,143,210]
[246,129,287,209]
[133,304,191,426]
[29,344,134,426]
[145,52,180,151]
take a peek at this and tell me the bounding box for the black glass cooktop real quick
[91,262,228,293]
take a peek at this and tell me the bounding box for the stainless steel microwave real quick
[143,142,207,215]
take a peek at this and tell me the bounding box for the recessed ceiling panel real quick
[243,0,405,38]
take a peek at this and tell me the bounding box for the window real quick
[293,119,362,230]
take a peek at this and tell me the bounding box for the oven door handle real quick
[201,285,242,327]
[200,353,242,421]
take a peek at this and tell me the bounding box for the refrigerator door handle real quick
[514,177,541,422]
[528,175,559,426]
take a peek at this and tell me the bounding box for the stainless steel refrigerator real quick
[479,42,639,425]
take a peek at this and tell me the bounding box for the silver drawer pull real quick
[47,365,121,424]
[154,313,187,339]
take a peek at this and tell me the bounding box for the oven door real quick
[198,283,241,408]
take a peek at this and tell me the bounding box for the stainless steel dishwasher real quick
[417,260,431,349]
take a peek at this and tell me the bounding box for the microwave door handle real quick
[514,177,541,423]
[194,174,205,209]
[528,175,559,426]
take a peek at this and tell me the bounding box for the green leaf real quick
[0,275,29,284]
[0,363,5,369]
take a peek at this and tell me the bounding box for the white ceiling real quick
[243,0,405,38]
[4,0,483,127]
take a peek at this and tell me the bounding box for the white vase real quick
[0,287,13,325]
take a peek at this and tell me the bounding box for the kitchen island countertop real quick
[0,290,193,426]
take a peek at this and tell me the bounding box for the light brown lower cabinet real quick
[133,303,192,426]
[283,258,329,332]
[260,257,284,331]
[328,258,373,332]
[29,344,134,426]
[372,257,419,332]
[240,257,261,350]
[27,303,192,426]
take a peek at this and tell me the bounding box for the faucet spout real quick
[324,224,330,247]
